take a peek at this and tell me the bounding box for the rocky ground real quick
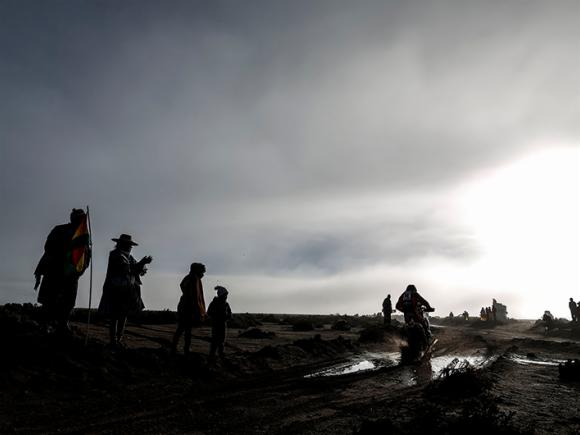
[1,304,579,434]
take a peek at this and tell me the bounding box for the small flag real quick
[66,212,91,275]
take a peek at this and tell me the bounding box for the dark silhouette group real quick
[480,306,496,322]
[34,208,232,357]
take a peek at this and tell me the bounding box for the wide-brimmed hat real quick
[112,234,138,246]
[215,286,228,297]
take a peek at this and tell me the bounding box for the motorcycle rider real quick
[396,284,434,340]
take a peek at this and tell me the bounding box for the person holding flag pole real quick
[34,208,92,336]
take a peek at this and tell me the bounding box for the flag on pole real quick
[85,206,94,346]
[66,211,91,276]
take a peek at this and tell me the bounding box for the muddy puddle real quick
[507,353,567,367]
[430,354,490,373]
[305,350,495,381]
[304,352,400,378]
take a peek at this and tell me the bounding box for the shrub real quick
[331,319,352,331]
[291,321,315,332]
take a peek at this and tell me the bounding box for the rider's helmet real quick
[406,284,417,293]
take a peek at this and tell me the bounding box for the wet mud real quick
[1,305,580,434]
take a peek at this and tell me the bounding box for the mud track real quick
[2,316,580,434]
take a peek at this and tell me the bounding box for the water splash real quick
[430,354,490,374]
[304,351,495,379]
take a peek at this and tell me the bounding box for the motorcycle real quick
[400,306,435,364]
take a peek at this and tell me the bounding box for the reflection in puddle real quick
[305,349,568,382]
[508,354,565,367]
[404,354,494,386]
[305,352,400,378]
[305,351,493,380]
[309,360,375,377]
[431,355,489,374]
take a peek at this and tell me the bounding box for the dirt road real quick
[2,311,580,434]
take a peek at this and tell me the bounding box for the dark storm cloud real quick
[1,1,578,313]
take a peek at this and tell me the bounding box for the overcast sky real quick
[1,1,579,318]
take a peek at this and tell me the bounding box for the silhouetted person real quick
[485,307,492,322]
[480,307,486,321]
[382,294,393,325]
[462,311,469,321]
[98,234,152,348]
[492,304,497,322]
[395,284,434,339]
[172,263,207,355]
[569,298,577,322]
[542,310,554,333]
[207,286,232,359]
[34,208,91,335]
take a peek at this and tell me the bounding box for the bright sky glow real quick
[452,146,580,318]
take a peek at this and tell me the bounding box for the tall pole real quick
[85,205,93,346]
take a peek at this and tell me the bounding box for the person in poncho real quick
[171,262,207,355]
[34,208,91,335]
[382,294,393,325]
[98,234,152,348]
[207,285,232,359]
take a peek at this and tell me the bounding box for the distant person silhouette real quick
[172,263,207,356]
[34,208,91,335]
[382,294,393,325]
[207,286,232,359]
[98,234,152,348]
[569,298,577,322]
[542,310,554,334]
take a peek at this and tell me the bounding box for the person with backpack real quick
[395,284,434,339]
